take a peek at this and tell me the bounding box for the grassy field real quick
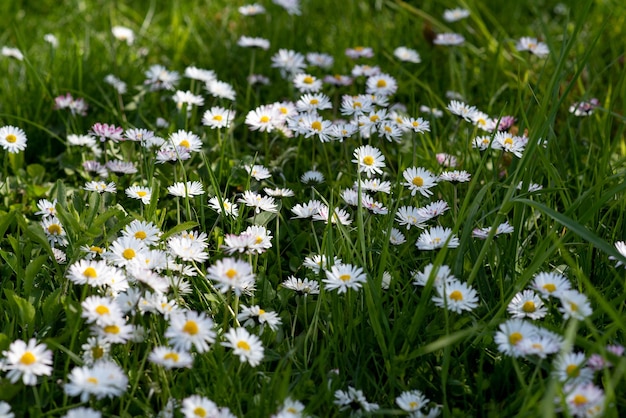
[1,0,626,416]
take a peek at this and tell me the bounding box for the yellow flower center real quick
[47,224,62,235]
[225,269,237,279]
[522,301,536,313]
[303,76,314,84]
[504,137,513,146]
[566,364,580,377]
[20,352,36,365]
[83,267,98,278]
[255,236,263,244]
[412,121,420,127]
[258,309,265,315]
[104,325,120,334]
[193,407,207,417]
[122,248,136,260]
[311,121,322,131]
[354,101,362,108]
[134,231,147,240]
[369,115,380,122]
[92,346,104,359]
[287,407,297,413]
[542,283,556,293]
[449,290,463,301]
[213,115,223,121]
[137,191,147,197]
[87,377,99,384]
[164,352,179,362]
[432,237,441,244]
[572,395,588,407]
[183,320,199,335]
[6,134,17,143]
[412,176,424,187]
[409,401,419,409]
[570,302,578,311]
[376,79,387,88]
[179,139,190,148]
[339,274,351,282]
[95,305,110,315]
[237,340,251,351]
[260,115,270,123]
[90,246,104,254]
[363,155,375,166]
[384,126,392,133]
[509,332,523,345]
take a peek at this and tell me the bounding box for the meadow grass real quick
[1,0,626,416]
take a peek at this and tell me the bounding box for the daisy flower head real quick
[41,216,68,246]
[61,407,101,418]
[558,290,592,320]
[472,135,493,151]
[222,327,264,367]
[3,338,53,385]
[300,170,324,184]
[334,386,379,415]
[443,7,470,22]
[104,74,127,94]
[516,37,550,57]
[312,205,352,226]
[345,45,375,59]
[167,234,209,263]
[562,383,605,418]
[184,66,217,83]
[507,290,547,320]
[167,181,204,197]
[105,236,147,267]
[340,94,373,116]
[202,106,236,129]
[281,275,320,295]
[81,295,124,326]
[323,263,367,294]
[358,178,391,194]
[306,51,334,69]
[417,226,459,250]
[400,116,430,133]
[412,263,454,287]
[393,46,421,63]
[609,241,626,268]
[245,164,272,181]
[295,92,332,113]
[273,397,306,418]
[111,26,134,45]
[433,32,465,46]
[2,46,24,60]
[44,33,59,48]
[420,105,444,118]
[493,132,526,158]
[245,104,279,133]
[0,125,28,153]
[517,329,563,359]
[90,122,124,142]
[553,352,594,386]
[569,98,599,117]
[396,390,429,413]
[238,305,282,331]
[208,196,239,218]
[402,166,438,197]
[295,112,333,142]
[239,3,266,15]
[144,64,180,91]
[389,227,406,245]
[432,278,479,313]
[64,360,128,402]
[207,257,256,296]
[447,100,477,121]
[264,187,294,197]
[172,90,205,111]
[206,79,237,101]
[125,185,152,204]
[439,170,471,183]
[395,206,428,230]
[169,130,202,152]
[67,259,116,287]
[84,181,116,194]
[366,72,398,96]
[532,271,571,298]
[271,49,306,78]
[238,190,278,213]
[273,0,302,15]
[494,318,540,358]
[181,395,219,418]
[165,310,216,353]
[352,145,385,178]
[293,73,323,93]
[237,35,270,50]
[302,253,341,273]
[122,219,161,246]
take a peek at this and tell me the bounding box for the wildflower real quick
[239,3,266,15]
[307,51,334,68]
[264,187,294,197]
[207,257,256,296]
[402,167,438,197]
[144,64,180,91]
[111,26,134,45]
[54,93,89,116]
[246,104,279,132]
[378,121,403,142]
[609,241,626,267]
[296,93,332,113]
[0,125,28,153]
[352,145,385,178]
[400,116,430,133]
[81,337,111,366]
[273,398,306,418]
[44,33,59,48]
[167,181,204,197]
[3,338,53,385]
[532,272,571,298]
[1,46,23,60]
[81,295,124,326]
[202,106,236,129]
[561,383,605,418]
[345,46,375,59]
[361,194,388,214]
[105,236,147,267]
[433,33,465,45]
[300,170,324,184]
[507,290,547,320]
[41,216,68,246]
[90,122,124,142]
[84,181,116,193]
[271,49,306,78]
[413,263,454,287]
[125,185,152,204]
[516,37,549,57]
[181,395,220,418]
[296,112,333,142]
[312,205,352,225]
[293,73,322,93]
[432,278,479,313]
[553,352,594,385]
[569,98,599,117]
[238,305,282,331]
[323,263,367,293]
[67,259,117,287]
[395,206,428,230]
[61,407,101,418]
[324,74,353,86]
[334,386,379,414]
[122,220,161,246]
[206,79,236,101]
[340,94,373,116]
[106,160,137,175]
[517,330,563,359]
[439,170,471,183]
[165,310,216,353]
[472,221,515,239]
[418,200,450,220]
[208,196,239,218]
[443,8,470,22]
[559,290,592,320]
[389,228,406,245]
[394,46,421,63]
[172,90,204,111]
[492,132,526,158]
[494,318,539,357]
[64,360,128,402]
[447,100,477,121]
[237,35,270,50]
[92,316,134,344]
[366,73,398,96]
[273,0,301,15]
[222,327,264,366]
[396,390,429,414]
[282,276,320,295]
[104,74,127,94]
[168,234,209,263]
[358,178,391,194]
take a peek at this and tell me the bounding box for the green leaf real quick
[24,255,48,296]
[4,288,36,330]
[0,211,16,238]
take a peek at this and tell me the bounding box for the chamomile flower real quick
[3,339,53,386]
[105,236,147,267]
[352,145,385,178]
[281,276,320,295]
[323,263,367,293]
[222,327,264,367]
[293,73,322,93]
[238,305,282,331]
[202,106,236,129]
[238,190,278,213]
[64,360,128,402]
[207,257,256,296]
[295,93,332,112]
[297,112,333,142]
[443,7,470,22]
[271,49,306,78]
[396,390,429,413]
[532,272,571,298]
[366,73,397,96]
[125,185,152,204]
[402,167,438,197]
[246,105,279,132]
[181,395,220,418]
[206,79,236,101]
[0,125,28,153]
[562,383,605,418]
[432,278,479,313]
[516,37,550,57]
[334,386,379,414]
[412,263,454,287]
[81,295,124,326]
[92,316,134,344]
[493,132,526,157]
[41,216,68,246]
[395,206,428,230]
[494,319,539,358]
[167,181,204,197]
[208,196,239,218]
[165,310,216,353]
[67,259,117,287]
[559,290,592,320]
[122,220,161,246]
[507,290,548,320]
[393,46,421,63]
[389,228,406,245]
[416,226,459,250]
[84,181,117,193]
[149,346,193,369]
[400,116,430,133]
